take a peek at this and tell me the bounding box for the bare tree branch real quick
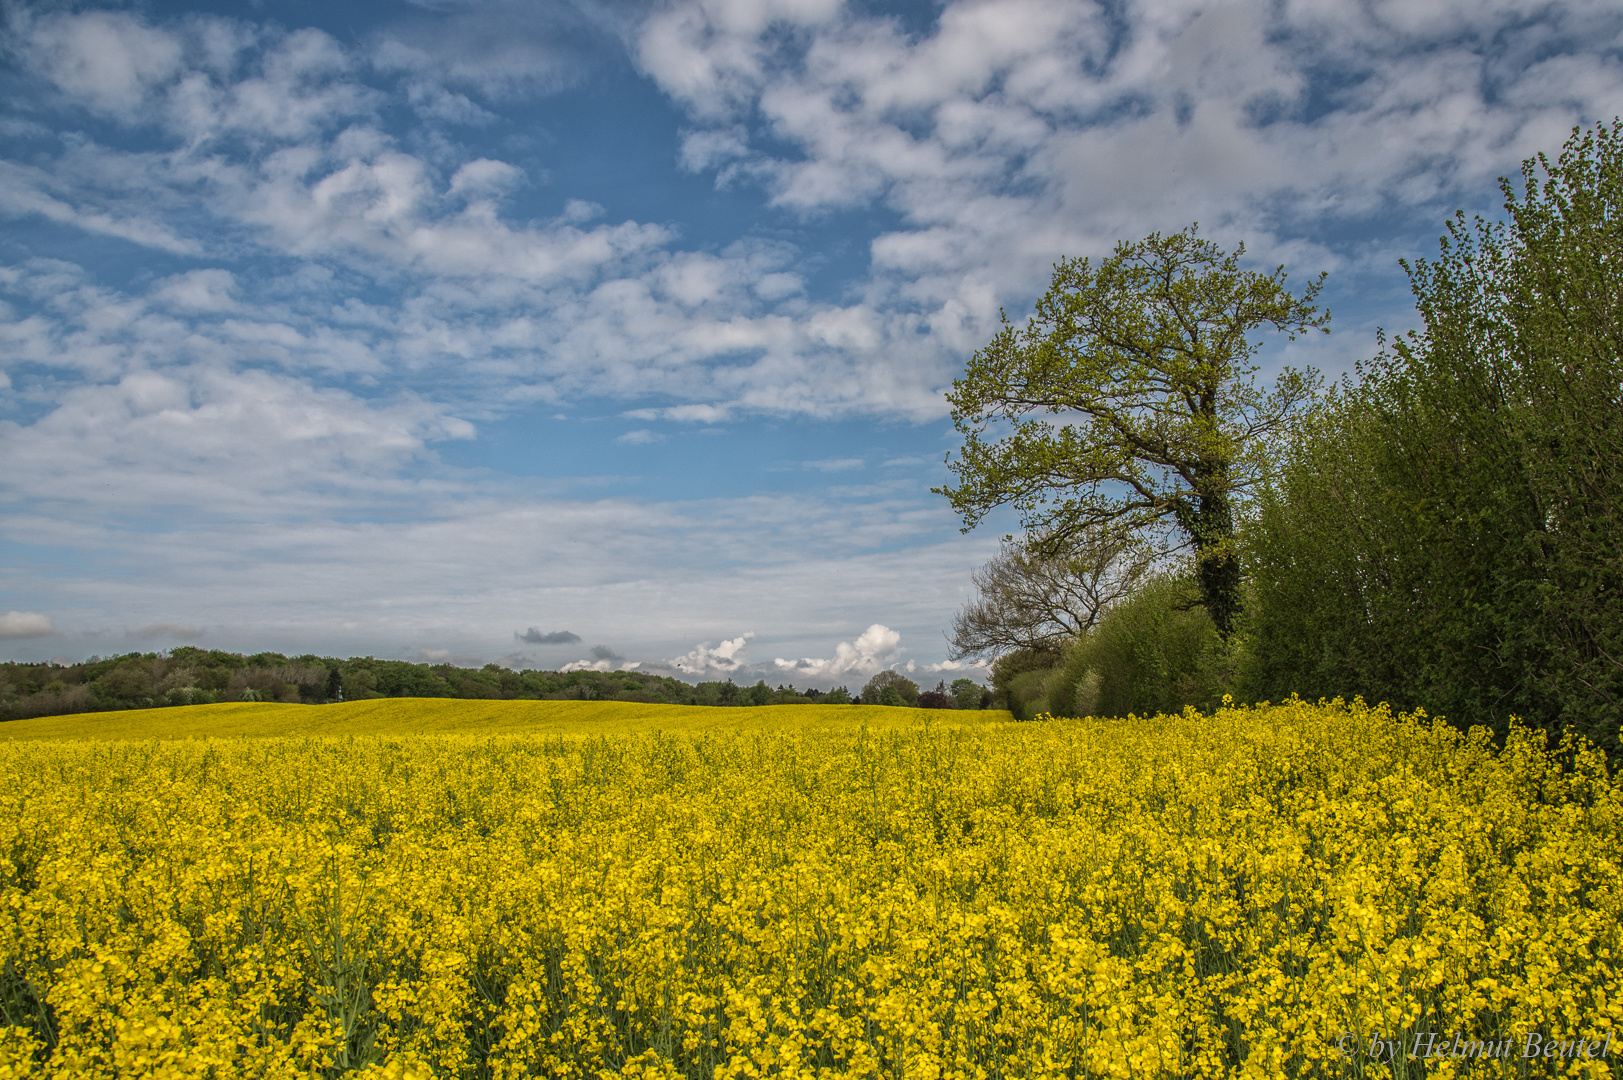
[947,531,1154,661]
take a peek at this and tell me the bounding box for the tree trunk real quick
[1180,488,1240,638]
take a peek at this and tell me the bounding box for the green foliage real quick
[1238,120,1623,750]
[938,225,1328,636]
[859,671,919,706]
[1005,668,1056,722]
[0,650,846,723]
[949,678,983,710]
[1048,574,1225,720]
[988,648,1062,721]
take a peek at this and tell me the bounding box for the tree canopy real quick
[936,226,1328,636]
[1239,120,1623,749]
[0,649,874,721]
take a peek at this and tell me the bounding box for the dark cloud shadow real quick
[517,627,582,645]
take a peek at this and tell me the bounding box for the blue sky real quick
[2,0,1620,686]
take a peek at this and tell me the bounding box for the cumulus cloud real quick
[0,361,475,517]
[920,657,988,675]
[7,1,1623,437]
[27,10,184,116]
[773,623,902,681]
[2,8,965,423]
[561,644,640,672]
[234,139,675,282]
[666,633,754,675]
[640,0,1623,329]
[0,611,55,639]
[25,12,376,142]
[517,628,582,645]
[150,269,238,312]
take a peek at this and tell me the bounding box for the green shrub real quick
[1005,668,1057,721]
[1049,574,1225,719]
[989,648,1062,721]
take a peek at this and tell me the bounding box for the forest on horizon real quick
[0,647,988,723]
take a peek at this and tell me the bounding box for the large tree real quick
[936,227,1328,637]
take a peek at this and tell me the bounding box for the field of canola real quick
[0,698,963,743]
[0,698,1619,1080]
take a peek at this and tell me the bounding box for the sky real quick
[1,0,1620,688]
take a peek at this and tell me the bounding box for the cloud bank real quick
[0,612,55,639]
[2,0,1620,669]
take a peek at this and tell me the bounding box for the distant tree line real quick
[947,121,1623,753]
[0,647,991,723]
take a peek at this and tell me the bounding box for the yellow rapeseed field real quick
[0,698,1618,1079]
[0,699,972,743]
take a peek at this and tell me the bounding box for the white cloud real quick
[773,622,902,681]
[0,160,202,255]
[8,0,1623,434]
[29,10,184,115]
[150,269,238,313]
[636,0,845,121]
[624,403,732,423]
[920,657,989,675]
[640,0,1623,329]
[561,644,641,672]
[679,126,752,172]
[447,158,523,198]
[0,612,55,639]
[404,81,497,126]
[0,360,474,518]
[27,12,377,143]
[369,3,608,101]
[667,633,755,675]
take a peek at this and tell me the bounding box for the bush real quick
[1005,668,1057,721]
[916,682,956,709]
[989,648,1063,721]
[1238,122,1623,750]
[1048,574,1225,719]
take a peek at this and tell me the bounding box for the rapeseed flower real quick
[0,699,1616,1077]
